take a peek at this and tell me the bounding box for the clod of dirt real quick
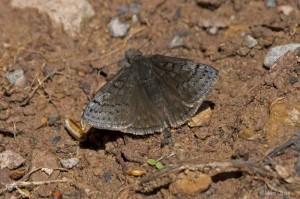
[0,168,12,188]
[30,150,60,197]
[238,128,256,139]
[263,102,300,138]
[169,171,212,195]
[263,44,300,68]
[121,141,148,164]
[0,150,25,170]
[108,18,130,38]
[5,69,27,87]
[264,51,296,89]
[11,0,95,36]
[188,104,212,127]
[60,158,80,169]
[251,26,275,48]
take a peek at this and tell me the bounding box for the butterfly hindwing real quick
[82,68,135,130]
[150,54,218,126]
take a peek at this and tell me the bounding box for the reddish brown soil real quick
[1,0,300,198]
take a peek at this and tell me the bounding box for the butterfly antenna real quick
[98,38,152,75]
[97,58,126,75]
[138,38,153,51]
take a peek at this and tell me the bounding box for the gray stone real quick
[266,0,277,8]
[108,18,130,38]
[263,44,300,68]
[60,158,80,169]
[5,69,26,87]
[245,35,258,48]
[168,35,184,49]
[11,0,95,37]
[0,150,25,169]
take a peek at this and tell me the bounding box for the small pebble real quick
[245,35,258,48]
[278,5,294,16]
[47,115,62,125]
[290,76,299,84]
[79,81,91,95]
[294,129,300,136]
[118,6,129,15]
[42,65,54,76]
[60,158,80,169]
[0,150,26,169]
[130,3,140,14]
[161,138,173,148]
[266,0,277,8]
[5,69,27,87]
[188,105,212,127]
[263,43,300,68]
[51,136,62,144]
[207,26,218,35]
[108,18,130,38]
[170,172,212,195]
[200,19,228,35]
[163,129,172,139]
[132,14,139,24]
[103,171,113,182]
[168,35,184,49]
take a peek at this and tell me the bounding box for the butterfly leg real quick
[64,116,91,142]
[161,128,174,148]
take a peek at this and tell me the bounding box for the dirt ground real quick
[1,0,300,198]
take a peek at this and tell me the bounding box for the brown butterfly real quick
[82,49,218,135]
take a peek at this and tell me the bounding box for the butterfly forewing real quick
[82,67,166,134]
[82,68,136,130]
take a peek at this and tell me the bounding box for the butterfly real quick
[82,49,218,135]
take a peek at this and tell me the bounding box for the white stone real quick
[11,0,95,36]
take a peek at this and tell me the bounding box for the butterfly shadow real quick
[78,128,155,151]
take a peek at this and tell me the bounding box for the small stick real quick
[139,160,279,186]
[0,179,71,195]
[21,70,63,106]
[80,26,146,64]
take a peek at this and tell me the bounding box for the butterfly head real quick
[125,48,143,64]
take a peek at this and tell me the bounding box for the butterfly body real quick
[82,49,218,135]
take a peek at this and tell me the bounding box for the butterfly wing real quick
[150,54,218,127]
[82,67,165,135]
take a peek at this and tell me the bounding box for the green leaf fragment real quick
[155,162,164,170]
[147,159,157,166]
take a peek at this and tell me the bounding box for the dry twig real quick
[0,179,71,195]
[21,70,63,106]
[139,159,280,190]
